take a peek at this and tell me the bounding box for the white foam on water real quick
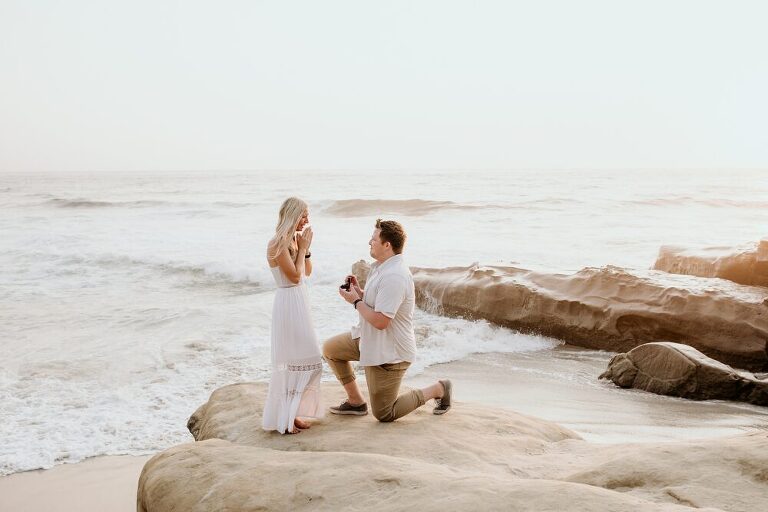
[0,333,268,476]
[410,311,562,375]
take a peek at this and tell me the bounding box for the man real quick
[323,218,452,422]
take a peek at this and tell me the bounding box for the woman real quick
[262,197,323,434]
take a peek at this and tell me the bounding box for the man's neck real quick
[375,253,398,265]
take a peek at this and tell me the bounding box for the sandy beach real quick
[0,454,150,512]
[4,347,768,512]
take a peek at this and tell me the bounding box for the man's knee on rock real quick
[321,339,335,360]
[373,409,396,423]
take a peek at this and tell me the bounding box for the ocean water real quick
[1,169,766,475]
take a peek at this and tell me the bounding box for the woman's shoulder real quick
[266,238,280,260]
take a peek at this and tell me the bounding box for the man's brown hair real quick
[375,218,407,254]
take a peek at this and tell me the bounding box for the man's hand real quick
[339,286,361,304]
[346,274,363,296]
[339,281,390,329]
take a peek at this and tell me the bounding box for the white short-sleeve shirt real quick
[351,254,416,366]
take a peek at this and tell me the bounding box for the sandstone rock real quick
[186,382,578,476]
[653,240,768,287]
[138,382,768,512]
[351,259,371,288]
[409,264,768,371]
[599,342,768,405]
[563,433,768,512]
[137,439,704,512]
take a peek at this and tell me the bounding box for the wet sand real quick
[0,454,150,512]
[409,346,768,443]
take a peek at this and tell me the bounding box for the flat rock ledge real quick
[653,239,768,287]
[137,382,768,512]
[600,342,768,405]
[184,382,579,475]
[351,261,768,371]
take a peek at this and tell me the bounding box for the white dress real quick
[261,265,324,433]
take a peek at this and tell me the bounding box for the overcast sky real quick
[1,1,767,172]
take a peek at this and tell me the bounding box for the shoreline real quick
[410,347,768,443]
[0,454,150,512]
[3,348,768,511]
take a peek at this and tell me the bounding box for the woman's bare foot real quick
[286,427,301,434]
[294,418,311,430]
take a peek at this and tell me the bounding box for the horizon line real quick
[2,167,767,174]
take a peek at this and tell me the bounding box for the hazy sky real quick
[1,1,767,172]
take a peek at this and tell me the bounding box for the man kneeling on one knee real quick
[324,218,452,422]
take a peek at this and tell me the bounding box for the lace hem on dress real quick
[275,362,323,372]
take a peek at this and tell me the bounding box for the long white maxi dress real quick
[261,265,324,433]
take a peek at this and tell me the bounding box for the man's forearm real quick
[356,301,390,330]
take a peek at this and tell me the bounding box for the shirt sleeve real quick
[374,275,408,319]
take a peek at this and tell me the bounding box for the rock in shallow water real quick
[599,342,768,405]
[653,239,768,287]
[406,264,768,371]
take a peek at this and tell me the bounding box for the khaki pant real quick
[322,332,425,422]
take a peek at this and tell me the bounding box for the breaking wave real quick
[40,198,259,209]
[629,197,768,209]
[324,199,486,217]
[28,251,269,288]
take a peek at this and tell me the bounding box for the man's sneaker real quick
[433,379,452,415]
[329,400,368,416]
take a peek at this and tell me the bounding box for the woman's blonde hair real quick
[270,197,308,258]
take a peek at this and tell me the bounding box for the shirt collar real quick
[377,254,403,271]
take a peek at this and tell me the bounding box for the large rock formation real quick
[137,382,768,512]
[184,382,578,475]
[391,263,768,371]
[599,342,768,405]
[136,439,708,512]
[563,433,768,512]
[653,240,768,287]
